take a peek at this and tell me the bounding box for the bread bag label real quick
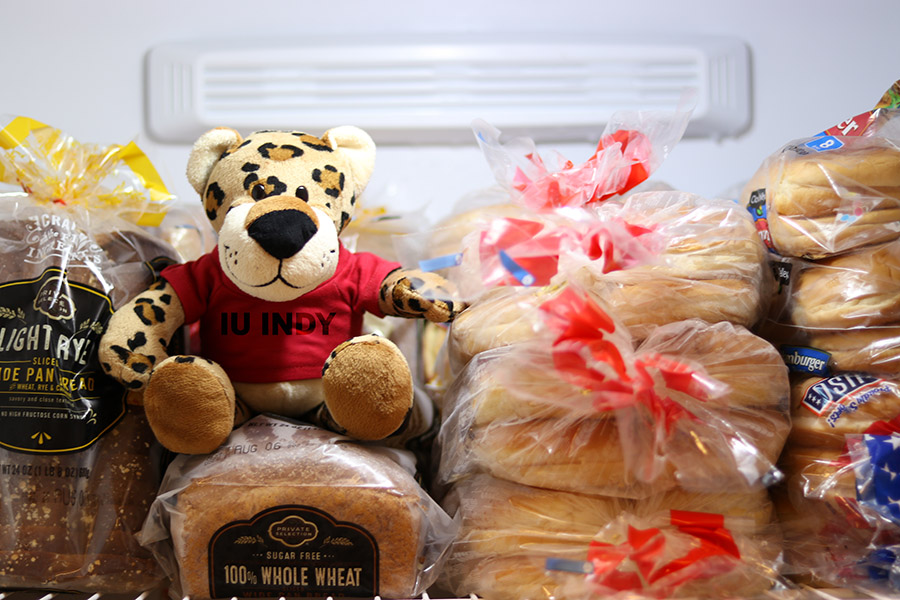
[802,373,891,425]
[780,345,830,376]
[208,504,379,598]
[0,267,124,453]
[746,188,777,253]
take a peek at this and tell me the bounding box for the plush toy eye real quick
[251,182,268,201]
[295,186,309,202]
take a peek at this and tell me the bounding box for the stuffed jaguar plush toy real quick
[98,126,464,455]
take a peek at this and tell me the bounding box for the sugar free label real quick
[0,268,124,453]
[209,505,379,598]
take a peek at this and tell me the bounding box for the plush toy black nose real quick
[247,209,317,259]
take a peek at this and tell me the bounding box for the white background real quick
[1,0,897,226]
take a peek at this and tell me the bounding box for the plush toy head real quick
[185,126,376,302]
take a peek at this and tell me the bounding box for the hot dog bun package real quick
[0,117,183,592]
[140,414,457,600]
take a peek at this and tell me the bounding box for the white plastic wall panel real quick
[145,34,751,144]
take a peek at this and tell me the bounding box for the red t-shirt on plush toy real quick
[161,244,400,383]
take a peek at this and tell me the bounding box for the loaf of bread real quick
[767,207,900,261]
[745,135,900,259]
[467,414,675,498]
[775,445,876,585]
[639,319,790,411]
[446,286,561,373]
[779,446,860,519]
[441,393,789,500]
[446,284,633,382]
[440,474,625,558]
[0,201,179,592]
[446,192,770,363]
[587,274,765,341]
[426,200,524,262]
[768,141,900,217]
[441,474,776,557]
[142,415,455,600]
[771,487,872,587]
[0,408,165,592]
[596,191,770,281]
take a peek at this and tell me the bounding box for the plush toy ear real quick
[322,126,376,195]
[186,127,243,195]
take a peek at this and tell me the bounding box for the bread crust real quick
[791,241,900,328]
[809,326,900,375]
[769,143,900,217]
[767,205,900,259]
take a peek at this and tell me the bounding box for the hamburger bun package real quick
[743,80,900,260]
[437,474,787,600]
[435,285,790,500]
[776,436,900,595]
[0,117,181,592]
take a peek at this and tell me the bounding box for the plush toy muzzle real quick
[219,195,340,302]
[245,198,318,259]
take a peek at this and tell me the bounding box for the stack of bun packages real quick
[423,115,794,599]
[0,117,190,592]
[742,81,900,594]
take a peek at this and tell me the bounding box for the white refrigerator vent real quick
[145,35,751,144]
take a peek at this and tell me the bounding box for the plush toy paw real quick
[144,356,236,454]
[321,334,414,440]
[98,280,182,391]
[380,269,466,323]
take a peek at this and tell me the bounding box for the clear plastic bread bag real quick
[548,502,788,599]
[434,284,789,500]
[140,414,458,600]
[742,80,900,260]
[756,234,900,384]
[581,190,774,341]
[0,117,180,592]
[771,432,900,596]
[437,474,788,600]
[773,370,900,593]
[396,102,693,300]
